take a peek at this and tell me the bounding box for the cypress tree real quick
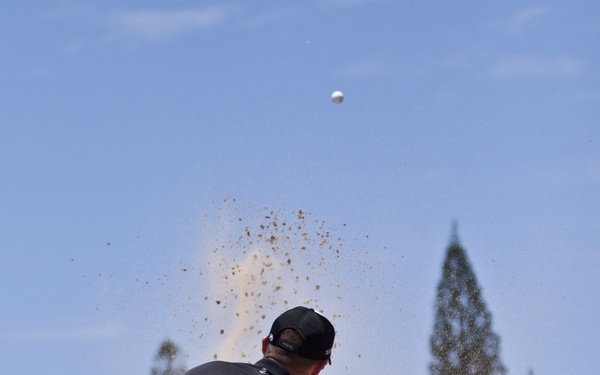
[429,223,507,375]
[151,339,187,375]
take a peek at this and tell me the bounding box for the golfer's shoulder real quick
[185,360,261,375]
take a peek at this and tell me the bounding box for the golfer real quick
[185,306,335,375]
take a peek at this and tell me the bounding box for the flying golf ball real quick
[331,91,344,104]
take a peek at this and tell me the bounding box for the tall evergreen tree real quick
[151,339,186,375]
[429,223,507,375]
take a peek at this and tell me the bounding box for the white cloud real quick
[506,6,551,34]
[241,7,304,29]
[336,60,391,78]
[443,55,472,69]
[315,0,386,8]
[0,320,124,343]
[485,6,552,35]
[108,6,240,42]
[491,55,585,78]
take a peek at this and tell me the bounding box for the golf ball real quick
[331,91,344,104]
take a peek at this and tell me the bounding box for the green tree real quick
[429,223,507,375]
[151,339,186,375]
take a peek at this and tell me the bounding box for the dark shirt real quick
[185,358,290,375]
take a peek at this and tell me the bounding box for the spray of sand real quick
[94,196,382,372]
[89,197,387,372]
[193,197,371,362]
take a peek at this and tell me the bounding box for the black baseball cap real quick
[268,306,335,364]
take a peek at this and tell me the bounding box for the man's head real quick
[262,307,335,375]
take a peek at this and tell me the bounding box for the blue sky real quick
[1,1,599,374]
